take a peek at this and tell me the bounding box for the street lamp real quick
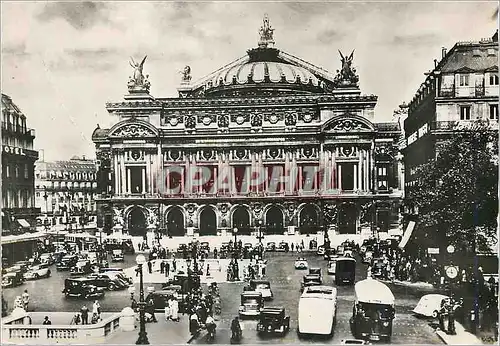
[135,254,149,345]
[233,227,239,258]
[256,220,264,260]
[43,188,49,232]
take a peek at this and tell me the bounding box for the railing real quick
[439,86,455,97]
[439,85,487,98]
[2,313,121,344]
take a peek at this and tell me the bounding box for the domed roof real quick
[207,58,321,87]
[178,15,358,98]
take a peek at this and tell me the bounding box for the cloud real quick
[389,33,441,47]
[36,1,110,30]
[317,29,345,45]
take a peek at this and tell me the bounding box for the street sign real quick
[427,247,440,254]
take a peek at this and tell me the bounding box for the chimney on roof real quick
[434,59,438,68]
[441,47,447,58]
[82,155,86,161]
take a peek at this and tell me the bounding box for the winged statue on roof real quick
[334,50,359,87]
[128,55,150,92]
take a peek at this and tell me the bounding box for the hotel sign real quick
[3,145,26,156]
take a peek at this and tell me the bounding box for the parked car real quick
[2,272,24,288]
[294,258,309,270]
[86,273,129,290]
[200,242,210,252]
[266,242,276,252]
[308,267,322,280]
[39,253,56,266]
[177,244,187,254]
[56,255,78,271]
[146,287,189,313]
[111,249,125,262]
[24,264,51,280]
[413,294,449,318]
[301,274,322,292]
[256,307,290,336]
[276,242,289,252]
[62,278,105,299]
[99,268,133,285]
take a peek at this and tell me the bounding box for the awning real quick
[17,219,31,228]
[398,221,415,249]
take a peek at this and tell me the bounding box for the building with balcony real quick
[402,31,499,197]
[1,93,40,264]
[92,16,402,241]
[34,156,98,232]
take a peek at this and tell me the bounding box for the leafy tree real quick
[407,122,498,257]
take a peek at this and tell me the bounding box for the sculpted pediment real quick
[322,116,374,133]
[109,122,157,138]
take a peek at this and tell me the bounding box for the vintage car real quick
[39,253,56,266]
[256,307,290,336]
[248,280,273,300]
[24,264,51,280]
[146,287,189,313]
[276,242,289,252]
[2,272,25,288]
[350,278,395,342]
[164,273,194,293]
[111,249,125,262]
[298,286,338,336]
[294,257,308,270]
[200,242,210,252]
[177,244,187,254]
[266,242,276,252]
[317,245,325,256]
[340,339,370,345]
[370,258,386,278]
[70,260,94,276]
[100,268,133,285]
[334,257,357,285]
[308,267,322,279]
[86,273,129,290]
[413,294,449,318]
[62,278,105,299]
[56,254,78,271]
[300,274,322,292]
[239,291,264,318]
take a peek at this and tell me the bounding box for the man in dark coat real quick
[80,304,89,325]
[147,260,153,274]
[165,261,170,278]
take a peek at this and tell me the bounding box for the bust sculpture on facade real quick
[333,50,359,87]
[180,66,192,84]
[128,56,151,93]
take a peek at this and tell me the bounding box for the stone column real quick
[114,153,119,195]
[120,152,126,195]
[126,168,131,194]
[141,167,146,194]
[291,151,297,194]
[353,164,358,191]
[359,150,364,191]
[338,164,342,191]
[185,152,191,194]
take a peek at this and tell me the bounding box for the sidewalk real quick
[123,259,252,284]
[108,313,191,344]
[436,322,483,345]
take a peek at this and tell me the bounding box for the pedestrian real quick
[42,316,52,325]
[164,297,172,321]
[131,297,138,312]
[165,261,170,278]
[160,260,165,274]
[206,264,210,277]
[189,311,200,336]
[147,297,157,322]
[71,313,81,325]
[172,258,177,272]
[213,248,218,259]
[22,290,30,311]
[171,297,179,322]
[91,312,101,324]
[92,300,101,317]
[147,260,153,274]
[291,243,294,252]
[81,304,89,325]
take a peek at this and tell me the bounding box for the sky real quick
[1,1,498,161]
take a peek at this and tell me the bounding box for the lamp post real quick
[135,254,149,345]
[256,220,264,260]
[43,189,49,232]
[233,227,239,258]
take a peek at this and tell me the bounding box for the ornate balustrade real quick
[2,313,121,344]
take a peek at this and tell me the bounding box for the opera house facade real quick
[92,16,402,239]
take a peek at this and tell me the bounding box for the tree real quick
[407,122,498,257]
